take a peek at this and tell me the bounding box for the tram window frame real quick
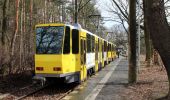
[72,29,79,54]
[63,26,70,54]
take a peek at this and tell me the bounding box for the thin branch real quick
[112,0,128,21]
[78,0,91,12]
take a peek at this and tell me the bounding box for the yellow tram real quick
[34,23,117,83]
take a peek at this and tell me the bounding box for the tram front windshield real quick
[36,26,64,54]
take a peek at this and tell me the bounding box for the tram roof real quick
[35,23,114,44]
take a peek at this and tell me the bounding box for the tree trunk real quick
[23,0,26,71]
[29,0,33,54]
[128,0,137,83]
[11,0,20,56]
[143,0,152,67]
[1,0,8,45]
[19,0,24,72]
[44,0,47,23]
[1,0,8,75]
[144,25,152,65]
[75,0,78,23]
[10,0,20,74]
[146,0,170,98]
[62,3,65,22]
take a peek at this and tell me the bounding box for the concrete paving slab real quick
[95,59,128,100]
[63,57,128,100]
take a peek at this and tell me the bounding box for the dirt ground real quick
[0,71,33,95]
[121,56,169,100]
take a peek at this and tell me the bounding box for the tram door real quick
[95,42,98,72]
[102,43,104,67]
[80,39,87,81]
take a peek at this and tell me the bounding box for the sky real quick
[67,0,119,29]
[95,0,117,29]
[95,0,129,31]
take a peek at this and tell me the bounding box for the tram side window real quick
[107,44,109,52]
[104,41,106,52]
[63,26,70,54]
[92,36,95,52]
[110,45,112,51]
[110,44,111,51]
[87,34,91,53]
[112,45,113,51]
[110,44,112,51]
[111,45,113,52]
[112,46,113,51]
[72,29,79,54]
[113,46,115,51]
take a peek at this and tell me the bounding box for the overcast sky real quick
[95,0,117,29]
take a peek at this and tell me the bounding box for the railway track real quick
[15,83,49,100]
[3,82,78,100]
[22,83,78,100]
[0,82,46,100]
[0,78,79,100]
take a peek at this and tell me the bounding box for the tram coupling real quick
[32,76,46,86]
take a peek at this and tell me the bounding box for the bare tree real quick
[145,0,170,98]
[129,0,137,83]
[1,0,8,45]
[10,0,20,74]
[0,0,103,76]
[143,0,152,66]
[29,0,33,53]
[106,0,129,33]
[108,0,153,66]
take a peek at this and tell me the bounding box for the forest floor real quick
[0,71,33,99]
[121,55,169,100]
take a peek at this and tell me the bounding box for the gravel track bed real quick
[23,83,78,100]
[0,72,33,99]
[1,83,41,100]
[1,82,78,100]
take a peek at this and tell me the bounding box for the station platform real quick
[63,57,128,100]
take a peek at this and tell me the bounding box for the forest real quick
[0,0,107,75]
[1,0,170,99]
